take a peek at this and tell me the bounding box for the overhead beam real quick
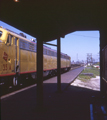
[43,42,57,47]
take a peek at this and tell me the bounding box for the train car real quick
[0,27,71,87]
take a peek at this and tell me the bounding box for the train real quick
[0,26,71,87]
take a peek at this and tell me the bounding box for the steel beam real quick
[57,37,61,92]
[43,42,57,47]
[37,38,43,109]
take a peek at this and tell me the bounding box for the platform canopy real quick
[0,0,107,41]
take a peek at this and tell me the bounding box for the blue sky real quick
[0,20,99,63]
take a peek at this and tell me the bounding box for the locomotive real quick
[0,27,71,87]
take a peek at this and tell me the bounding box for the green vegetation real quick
[78,67,100,82]
[95,62,100,65]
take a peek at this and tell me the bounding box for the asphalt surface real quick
[1,67,105,120]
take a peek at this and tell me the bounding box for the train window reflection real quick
[0,31,2,38]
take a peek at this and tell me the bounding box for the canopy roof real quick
[0,0,106,41]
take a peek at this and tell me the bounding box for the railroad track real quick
[0,66,83,98]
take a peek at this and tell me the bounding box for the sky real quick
[0,20,100,63]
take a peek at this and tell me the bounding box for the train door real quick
[4,35,19,86]
[13,37,19,86]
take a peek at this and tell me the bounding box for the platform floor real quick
[1,67,105,120]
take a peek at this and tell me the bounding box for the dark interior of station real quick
[1,0,107,120]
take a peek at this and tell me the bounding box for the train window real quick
[48,50,49,56]
[54,52,55,57]
[49,50,51,56]
[49,51,52,56]
[53,52,54,56]
[52,51,54,56]
[62,55,64,58]
[0,31,2,38]
[7,36,9,43]
[51,51,52,56]
[55,52,56,57]
[45,48,47,55]
[29,43,35,51]
[47,50,48,55]
[6,34,13,45]
[47,50,49,55]
[43,48,45,54]
[45,49,47,55]
[15,37,18,46]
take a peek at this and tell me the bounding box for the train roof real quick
[0,27,33,43]
[0,27,70,58]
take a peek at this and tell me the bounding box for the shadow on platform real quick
[1,83,104,120]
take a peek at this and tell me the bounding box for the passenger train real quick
[0,27,71,87]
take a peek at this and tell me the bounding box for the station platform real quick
[1,67,105,120]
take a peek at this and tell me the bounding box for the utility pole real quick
[77,53,79,63]
[87,53,93,66]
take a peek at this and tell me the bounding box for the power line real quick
[72,34,99,38]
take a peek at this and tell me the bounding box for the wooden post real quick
[100,29,107,95]
[37,38,43,109]
[57,37,61,92]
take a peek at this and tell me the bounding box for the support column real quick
[37,38,43,109]
[100,29,107,95]
[57,37,61,92]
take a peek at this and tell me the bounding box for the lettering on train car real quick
[3,64,7,71]
[3,52,8,61]
[9,65,11,70]
[3,64,11,71]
